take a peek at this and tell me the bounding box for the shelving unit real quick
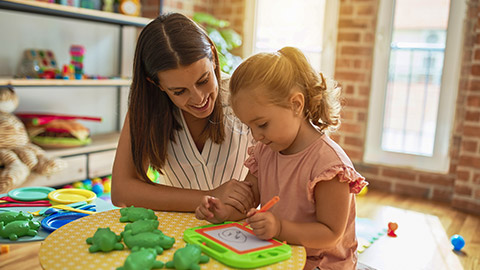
[0,0,150,187]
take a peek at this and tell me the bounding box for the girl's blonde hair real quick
[230,46,342,132]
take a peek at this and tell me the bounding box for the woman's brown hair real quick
[129,13,224,182]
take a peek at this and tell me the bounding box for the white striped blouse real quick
[162,106,253,191]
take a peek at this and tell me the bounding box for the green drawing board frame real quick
[183,222,291,269]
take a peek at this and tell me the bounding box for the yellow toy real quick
[119,0,141,17]
[0,88,66,193]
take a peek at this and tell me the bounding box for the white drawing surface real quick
[203,226,274,252]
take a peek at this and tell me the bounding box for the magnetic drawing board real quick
[184,222,291,269]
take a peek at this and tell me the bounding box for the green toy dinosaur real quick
[0,219,40,240]
[117,248,164,270]
[165,244,209,270]
[119,206,158,223]
[0,211,33,225]
[123,229,175,255]
[86,227,124,253]
[122,219,160,236]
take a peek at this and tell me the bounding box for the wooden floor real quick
[0,189,478,270]
[356,189,480,270]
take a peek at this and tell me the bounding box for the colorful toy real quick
[387,222,398,237]
[358,186,368,196]
[17,49,60,79]
[0,220,40,240]
[183,222,291,269]
[0,211,33,225]
[0,244,9,254]
[450,234,465,251]
[0,88,66,193]
[122,219,160,236]
[86,227,124,253]
[70,45,85,80]
[119,206,157,223]
[165,244,209,270]
[119,0,141,16]
[117,248,164,270]
[123,230,175,255]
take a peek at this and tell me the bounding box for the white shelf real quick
[0,0,152,27]
[0,78,132,87]
[45,132,120,157]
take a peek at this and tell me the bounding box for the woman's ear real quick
[290,91,304,116]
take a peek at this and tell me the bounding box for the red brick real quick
[467,95,480,107]
[343,147,363,161]
[475,49,480,60]
[338,19,370,29]
[357,111,366,122]
[461,140,478,153]
[336,59,351,69]
[355,163,379,175]
[382,168,416,181]
[454,184,473,196]
[341,46,372,56]
[472,64,480,76]
[339,122,363,133]
[335,71,366,82]
[457,170,471,182]
[340,5,354,15]
[465,111,480,122]
[432,188,452,202]
[344,136,364,147]
[395,183,430,198]
[458,155,480,167]
[418,174,454,187]
[475,173,480,184]
[463,125,480,138]
[475,189,480,200]
[345,98,368,108]
[356,4,375,16]
[363,177,392,192]
[338,32,361,42]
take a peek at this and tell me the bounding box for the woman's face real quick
[156,57,218,120]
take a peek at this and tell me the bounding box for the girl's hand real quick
[212,179,255,214]
[245,209,281,240]
[195,196,230,224]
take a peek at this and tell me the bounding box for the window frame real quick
[242,0,339,77]
[364,0,467,173]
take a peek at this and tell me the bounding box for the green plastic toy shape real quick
[166,244,210,270]
[117,248,164,270]
[0,220,40,240]
[86,227,124,253]
[123,229,175,255]
[0,211,33,225]
[119,206,157,223]
[122,219,160,236]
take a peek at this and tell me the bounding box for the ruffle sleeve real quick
[244,145,258,177]
[307,165,367,203]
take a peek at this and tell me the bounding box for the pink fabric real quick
[245,134,367,270]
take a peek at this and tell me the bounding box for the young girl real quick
[195,47,367,269]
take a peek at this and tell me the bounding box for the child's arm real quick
[196,172,260,223]
[248,175,351,249]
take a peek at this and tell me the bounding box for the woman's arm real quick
[275,176,351,248]
[111,113,255,212]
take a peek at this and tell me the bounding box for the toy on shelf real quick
[86,227,124,253]
[60,0,80,7]
[165,244,209,270]
[119,0,141,17]
[117,248,164,270]
[0,88,66,193]
[450,234,465,251]
[17,49,60,79]
[70,45,85,80]
[63,176,111,196]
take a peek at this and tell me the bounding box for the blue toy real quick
[450,234,465,251]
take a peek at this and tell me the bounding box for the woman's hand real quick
[246,209,282,240]
[211,179,255,214]
[195,196,229,224]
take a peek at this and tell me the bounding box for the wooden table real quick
[1,210,306,270]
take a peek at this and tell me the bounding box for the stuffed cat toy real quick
[0,87,66,193]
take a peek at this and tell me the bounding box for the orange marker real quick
[243,196,280,226]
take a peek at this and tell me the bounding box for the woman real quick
[111,13,254,212]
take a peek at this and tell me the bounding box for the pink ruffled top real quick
[245,134,367,270]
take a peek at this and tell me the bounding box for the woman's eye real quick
[173,89,185,96]
[258,122,268,128]
[198,78,209,85]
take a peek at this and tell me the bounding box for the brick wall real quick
[140,0,480,215]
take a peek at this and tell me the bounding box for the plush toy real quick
[0,87,66,193]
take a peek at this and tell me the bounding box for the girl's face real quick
[157,57,218,119]
[232,87,303,155]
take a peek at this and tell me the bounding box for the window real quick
[365,0,467,173]
[243,0,339,76]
